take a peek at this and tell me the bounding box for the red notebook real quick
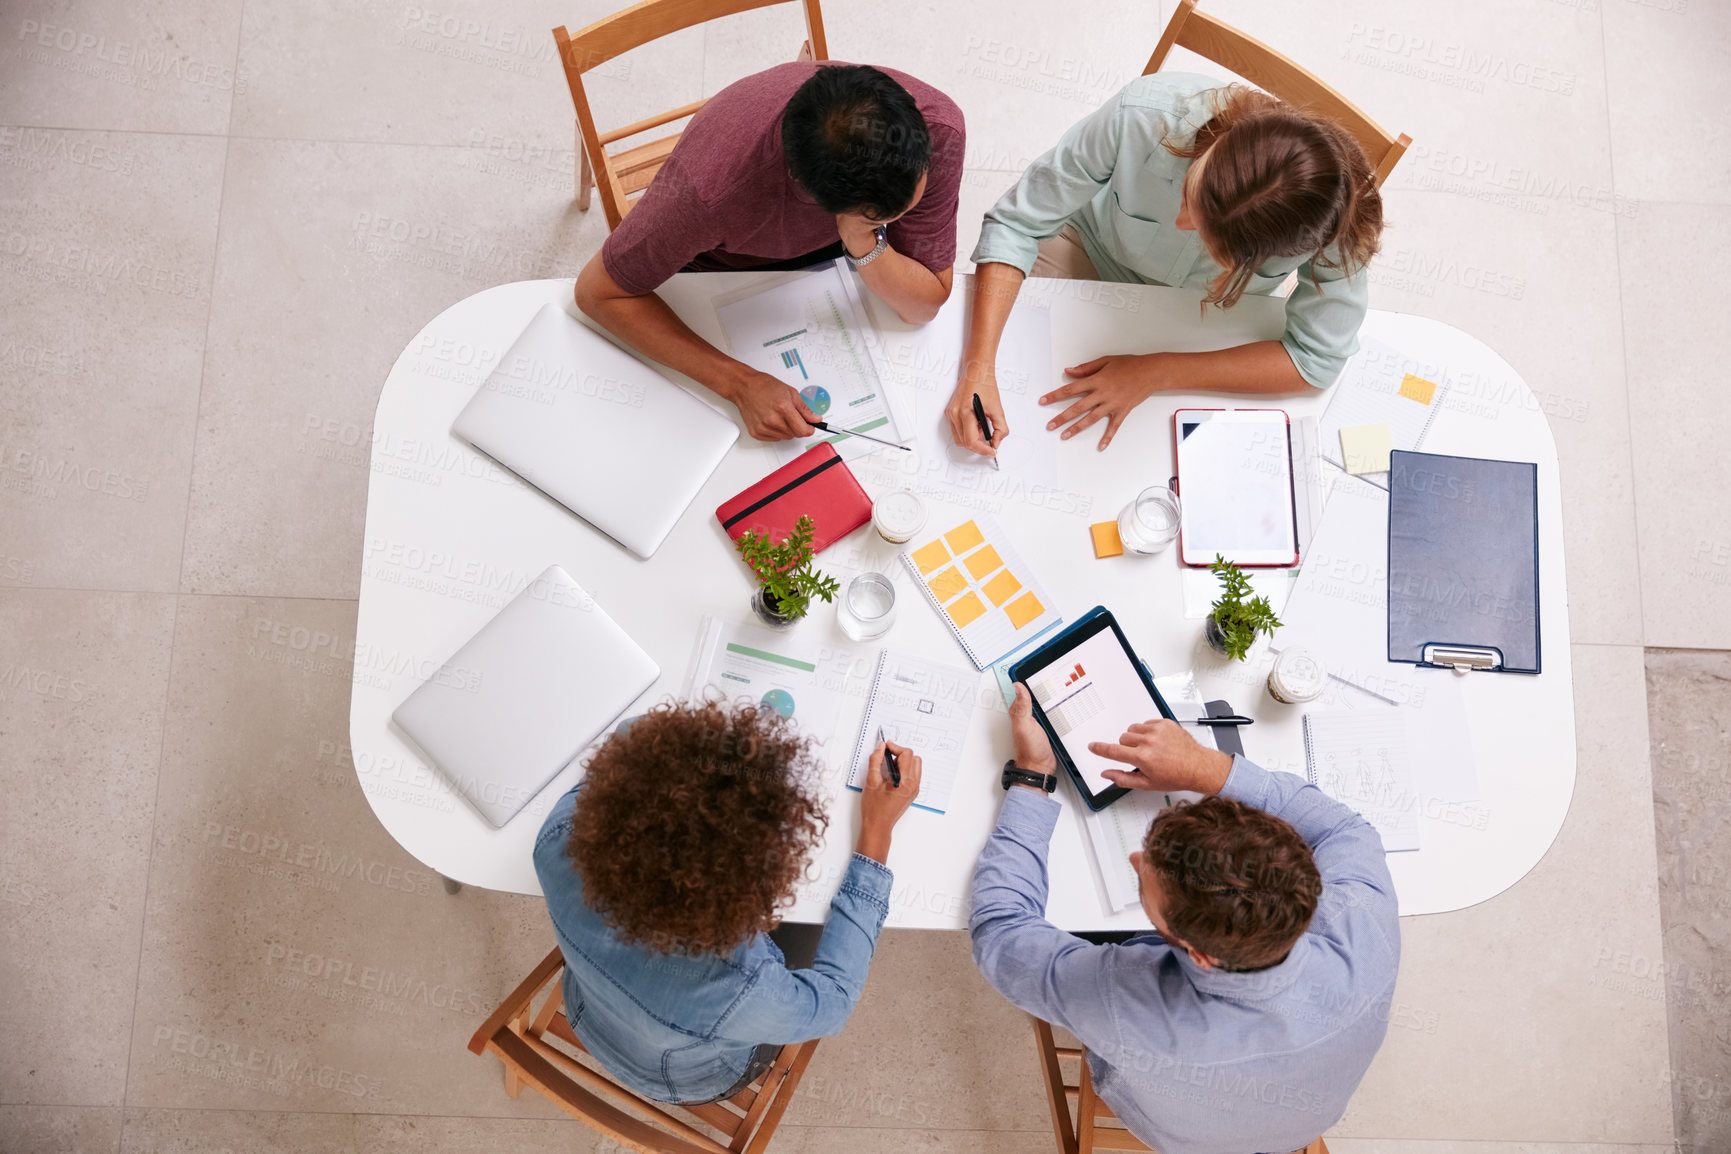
[715,444,873,554]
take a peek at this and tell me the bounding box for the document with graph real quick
[1076,673,1213,913]
[846,650,979,815]
[901,515,1063,669]
[687,617,853,756]
[713,260,907,465]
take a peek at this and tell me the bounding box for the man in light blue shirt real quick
[972,687,1400,1154]
[946,73,1385,456]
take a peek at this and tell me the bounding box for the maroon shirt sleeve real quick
[599,157,723,296]
[887,118,964,274]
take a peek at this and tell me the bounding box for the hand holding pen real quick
[856,735,922,863]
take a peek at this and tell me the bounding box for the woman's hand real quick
[946,361,1008,458]
[1040,353,1162,450]
[856,741,923,863]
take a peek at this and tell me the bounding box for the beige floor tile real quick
[1335,644,1671,1143]
[778,928,1049,1134]
[1645,649,1731,1154]
[772,1126,1056,1153]
[125,594,561,1115]
[0,0,243,135]
[1617,202,1731,649]
[0,130,223,592]
[119,1107,356,1153]
[353,1114,612,1152]
[0,590,176,1107]
[1604,0,1730,203]
[178,138,602,598]
[233,0,703,151]
[0,1106,122,1154]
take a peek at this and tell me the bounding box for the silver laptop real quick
[391,565,659,828]
[453,303,738,559]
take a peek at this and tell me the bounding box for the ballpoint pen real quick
[1184,715,1255,727]
[805,419,911,451]
[876,726,901,787]
[970,392,1001,470]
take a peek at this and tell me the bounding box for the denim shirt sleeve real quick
[971,93,1131,275]
[968,789,1117,1037]
[719,853,894,1044]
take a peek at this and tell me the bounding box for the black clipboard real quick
[1387,450,1539,674]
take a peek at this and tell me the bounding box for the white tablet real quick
[1172,408,1299,568]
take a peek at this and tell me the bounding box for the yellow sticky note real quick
[1398,374,1438,405]
[982,569,1023,606]
[948,591,988,628]
[1090,521,1124,559]
[962,543,1004,581]
[910,539,950,575]
[1004,591,1046,629]
[944,520,985,554]
[1339,423,1394,475]
[927,566,968,603]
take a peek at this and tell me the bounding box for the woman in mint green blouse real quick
[947,73,1386,455]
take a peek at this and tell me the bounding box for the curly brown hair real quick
[1144,795,1321,971]
[567,701,829,957]
[1166,86,1385,309]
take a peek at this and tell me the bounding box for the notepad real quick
[1319,337,1450,482]
[846,650,979,815]
[1302,710,1421,851]
[902,515,1063,669]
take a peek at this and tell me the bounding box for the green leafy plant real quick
[735,515,840,622]
[1208,554,1283,661]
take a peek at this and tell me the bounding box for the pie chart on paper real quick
[799,385,832,416]
[761,688,796,718]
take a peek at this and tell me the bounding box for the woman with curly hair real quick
[947,73,1386,455]
[533,700,922,1105]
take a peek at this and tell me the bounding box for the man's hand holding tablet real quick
[1090,721,1233,798]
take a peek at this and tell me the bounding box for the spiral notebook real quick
[1302,710,1422,851]
[846,650,979,815]
[900,515,1063,669]
[1319,336,1451,485]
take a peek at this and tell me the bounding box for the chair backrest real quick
[1144,0,1408,187]
[471,947,818,1154]
[554,0,829,228]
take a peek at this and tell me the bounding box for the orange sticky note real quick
[962,543,1004,580]
[944,520,985,554]
[982,569,1023,606]
[910,539,950,575]
[1090,521,1124,558]
[1004,591,1045,629]
[1398,374,1438,405]
[948,590,988,628]
[927,566,968,603]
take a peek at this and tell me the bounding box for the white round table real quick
[350,272,1573,926]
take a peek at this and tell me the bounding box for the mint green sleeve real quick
[1281,252,1370,388]
[970,96,1130,275]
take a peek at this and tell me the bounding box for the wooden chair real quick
[1144,0,1409,188]
[1030,1016,1331,1154]
[554,0,829,230]
[469,948,818,1154]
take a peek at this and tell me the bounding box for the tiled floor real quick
[3,0,1727,1150]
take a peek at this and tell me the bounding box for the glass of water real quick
[837,572,897,641]
[1118,485,1181,554]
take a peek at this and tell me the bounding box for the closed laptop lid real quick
[390,565,660,827]
[452,304,739,558]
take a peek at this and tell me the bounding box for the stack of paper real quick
[1302,709,1422,851]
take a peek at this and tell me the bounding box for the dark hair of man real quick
[567,701,828,957]
[782,64,932,220]
[1144,795,1322,971]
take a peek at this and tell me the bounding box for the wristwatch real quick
[846,225,889,268]
[1002,759,1058,793]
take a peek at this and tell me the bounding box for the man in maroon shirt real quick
[574,62,964,441]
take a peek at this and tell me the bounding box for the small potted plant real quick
[1205,554,1282,661]
[736,514,840,628]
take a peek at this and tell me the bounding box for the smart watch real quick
[846,225,889,268]
[1001,759,1058,793]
